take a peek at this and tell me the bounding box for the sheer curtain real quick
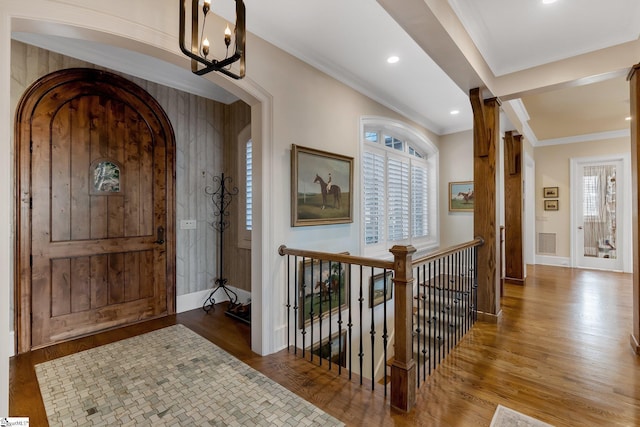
[583,165,616,258]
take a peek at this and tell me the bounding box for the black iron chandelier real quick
[179,0,246,79]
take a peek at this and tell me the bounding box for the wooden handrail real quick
[278,245,394,270]
[411,237,484,266]
[280,238,482,414]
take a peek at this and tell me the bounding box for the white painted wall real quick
[534,137,630,266]
[439,130,474,248]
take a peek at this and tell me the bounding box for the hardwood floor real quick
[10,265,640,426]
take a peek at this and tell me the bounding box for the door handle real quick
[578,226,583,230]
[155,226,165,244]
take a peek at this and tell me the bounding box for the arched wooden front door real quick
[15,68,176,352]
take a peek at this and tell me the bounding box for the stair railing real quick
[411,238,483,388]
[278,237,482,413]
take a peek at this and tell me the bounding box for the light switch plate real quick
[180,219,197,229]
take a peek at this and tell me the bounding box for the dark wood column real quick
[504,131,525,284]
[470,88,501,320]
[628,64,640,355]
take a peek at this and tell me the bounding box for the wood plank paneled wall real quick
[222,102,252,295]
[10,41,252,325]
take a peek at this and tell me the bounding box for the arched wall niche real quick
[5,15,275,356]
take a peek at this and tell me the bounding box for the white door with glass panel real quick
[572,157,623,271]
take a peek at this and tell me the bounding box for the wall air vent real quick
[538,232,557,255]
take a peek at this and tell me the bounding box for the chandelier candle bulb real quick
[225,24,231,47]
[202,38,210,57]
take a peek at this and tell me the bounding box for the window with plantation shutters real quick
[238,126,252,249]
[412,164,428,238]
[361,118,439,254]
[363,151,385,245]
[387,157,410,241]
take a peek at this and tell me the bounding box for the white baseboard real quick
[176,286,252,313]
[535,255,570,268]
[8,330,15,357]
[274,324,288,352]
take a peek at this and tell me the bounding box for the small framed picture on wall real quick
[543,187,558,198]
[544,199,559,211]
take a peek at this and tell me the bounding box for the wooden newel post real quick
[389,244,416,412]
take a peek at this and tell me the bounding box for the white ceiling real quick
[233,0,476,135]
[235,0,640,142]
[13,0,640,144]
[449,0,640,76]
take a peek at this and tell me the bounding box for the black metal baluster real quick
[358,265,364,385]
[310,258,315,363]
[301,257,307,358]
[370,266,376,390]
[327,260,332,370]
[446,254,450,355]
[347,263,353,380]
[415,264,421,386]
[474,246,479,323]
[438,257,443,365]
[464,248,469,334]
[287,254,291,352]
[428,261,432,374]
[420,264,427,382]
[318,260,324,367]
[337,262,344,375]
[383,268,388,396]
[429,261,436,375]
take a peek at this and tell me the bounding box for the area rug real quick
[35,324,343,426]
[490,404,554,427]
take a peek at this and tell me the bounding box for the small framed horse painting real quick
[449,181,474,212]
[297,257,349,327]
[291,144,353,226]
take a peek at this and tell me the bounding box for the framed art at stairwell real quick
[449,181,474,212]
[291,144,353,226]
[298,257,349,327]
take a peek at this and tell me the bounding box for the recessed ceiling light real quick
[450,110,460,115]
[542,0,557,4]
[626,116,632,121]
[387,56,399,64]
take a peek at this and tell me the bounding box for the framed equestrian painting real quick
[370,271,393,308]
[298,257,349,327]
[449,181,474,212]
[291,144,353,226]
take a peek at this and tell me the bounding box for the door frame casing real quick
[14,68,177,353]
[524,151,535,267]
[570,153,632,272]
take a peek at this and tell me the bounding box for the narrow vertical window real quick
[245,140,253,231]
[237,125,252,249]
